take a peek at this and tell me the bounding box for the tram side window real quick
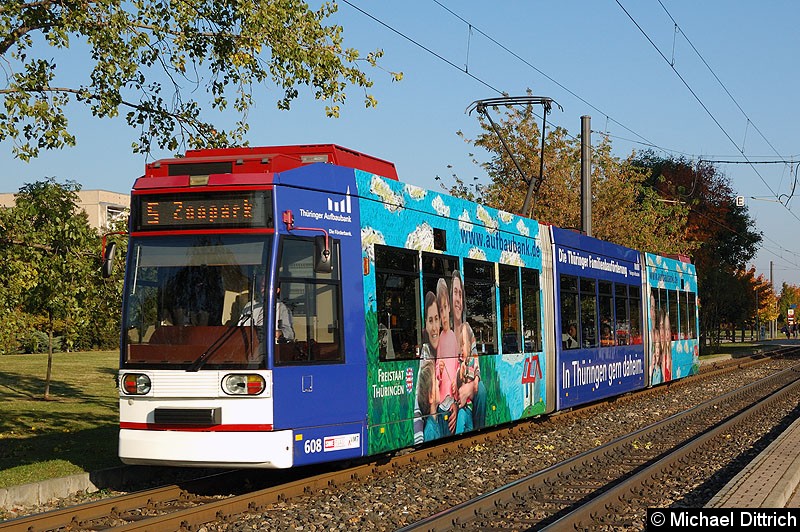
[580,278,598,348]
[376,245,421,360]
[599,281,614,347]
[652,288,668,345]
[275,237,343,365]
[521,268,542,352]
[464,259,497,355]
[687,292,698,339]
[499,265,521,353]
[668,289,679,340]
[629,286,642,344]
[560,275,579,349]
[650,287,660,328]
[679,291,690,340]
[615,284,630,345]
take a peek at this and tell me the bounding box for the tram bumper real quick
[119,428,294,469]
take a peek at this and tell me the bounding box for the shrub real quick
[19,330,63,354]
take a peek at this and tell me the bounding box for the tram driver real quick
[237,277,294,342]
[275,285,294,343]
[238,275,266,327]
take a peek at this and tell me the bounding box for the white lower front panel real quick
[119,428,294,469]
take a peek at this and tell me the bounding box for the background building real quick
[0,189,129,231]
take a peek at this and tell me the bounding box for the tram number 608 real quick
[304,438,323,454]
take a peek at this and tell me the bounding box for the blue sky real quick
[2,1,799,289]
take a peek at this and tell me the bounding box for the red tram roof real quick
[142,144,398,181]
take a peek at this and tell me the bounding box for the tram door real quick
[270,236,366,466]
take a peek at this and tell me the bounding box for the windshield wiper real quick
[186,325,243,372]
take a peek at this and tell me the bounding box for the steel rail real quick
[544,364,800,530]
[1,485,186,532]
[398,351,800,531]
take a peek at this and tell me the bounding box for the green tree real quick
[718,268,759,342]
[449,104,763,353]
[0,205,37,353]
[756,274,778,337]
[449,99,694,255]
[632,153,762,350]
[1,1,400,160]
[777,282,800,329]
[0,179,98,398]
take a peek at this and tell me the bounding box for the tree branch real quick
[0,24,42,55]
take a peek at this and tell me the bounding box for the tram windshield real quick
[122,235,271,369]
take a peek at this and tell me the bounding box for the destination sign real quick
[134,191,272,230]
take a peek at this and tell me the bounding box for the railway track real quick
[1,349,794,532]
[399,349,800,531]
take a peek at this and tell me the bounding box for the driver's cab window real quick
[275,237,343,364]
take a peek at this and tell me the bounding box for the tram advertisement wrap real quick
[645,253,701,384]
[551,229,647,409]
[558,347,645,408]
[357,171,547,455]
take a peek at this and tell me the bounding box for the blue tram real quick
[116,145,700,468]
[550,227,647,410]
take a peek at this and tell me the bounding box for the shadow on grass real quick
[0,369,114,402]
[0,396,118,431]
[0,423,122,477]
[98,365,120,377]
[0,367,121,478]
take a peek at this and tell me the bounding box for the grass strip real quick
[0,351,120,488]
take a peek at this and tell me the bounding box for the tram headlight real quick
[121,373,151,395]
[222,374,266,396]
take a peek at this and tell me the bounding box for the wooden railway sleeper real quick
[568,482,607,489]
[248,501,268,513]
[120,513,155,522]
[539,496,579,505]
[627,485,652,497]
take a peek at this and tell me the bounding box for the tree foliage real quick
[449,100,695,255]
[704,267,775,343]
[631,152,762,348]
[754,271,778,326]
[777,282,800,326]
[447,101,766,350]
[0,179,120,398]
[632,152,761,272]
[0,0,399,160]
